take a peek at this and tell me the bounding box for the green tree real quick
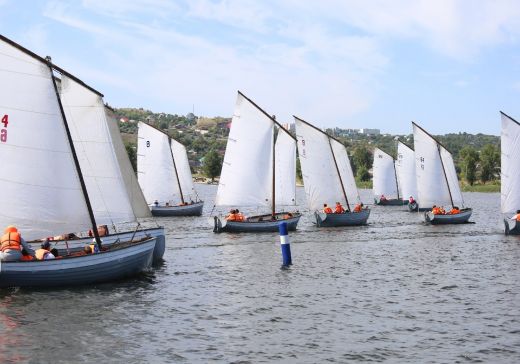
[125,142,137,173]
[356,165,370,182]
[203,149,222,182]
[480,144,500,183]
[352,144,372,180]
[459,146,479,185]
[296,157,302,182]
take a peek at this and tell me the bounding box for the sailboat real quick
[395,140,420,211]
[137,121,204,216]
[294,116,370,227]
[413,122,472,224]
[213,91,301,233]
[42,75,165,262]
[500,112,520,235]
[373,148,403,205]
[0,35,157,288]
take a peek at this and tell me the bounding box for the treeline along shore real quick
[115,107,501,192]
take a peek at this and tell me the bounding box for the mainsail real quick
[413,122,464,209]
[0,36,97,240]
[105,107,152,218]
[215,91,296,211]
[138,121,196,205]
[60,75,135,225]
[294,116,360,211]
[275,129,296,206]
[373,148,399,200]
[500,112,520,214]
[396,141,418,201]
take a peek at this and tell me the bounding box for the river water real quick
[1,184,519,363]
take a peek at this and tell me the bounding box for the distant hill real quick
[114,107,500,185]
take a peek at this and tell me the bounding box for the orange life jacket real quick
[20,254,34,261]
[323,207,333,214]
[516,214,520,222]
[353,204,362,212]
[0,231,21,252]
[35,248,51,260]
[334,205,345,214]
[226,213,237,221]
[236,213,245,222]
[449,208,460,215]
[432,207,443,215]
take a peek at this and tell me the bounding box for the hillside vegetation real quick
[115,108,500,190]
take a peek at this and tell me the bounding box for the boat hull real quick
[504,219,520,235]
[424,208,473,224]
[375,199,405,206]
[315,209,371,227]
[0,238,156,288]
[33,227,166,263]
[213,213,301,233]
[151,201,204,216]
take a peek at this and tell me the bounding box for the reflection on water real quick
[1,185,520,363]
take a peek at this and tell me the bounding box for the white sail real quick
[215,92,273,207]
[275,129,296,206]
[60,75,135,225]
[0,39,93,240]
[105,108,152,218]
[413,123,453,208]
[396,141,418,201]
[330,139,361,206]
[372,148,399,199]
[295,117,359,211]
[137,121,179,205]
[439,147,464,207]
[170,138,197,202]
[501,112,520,214]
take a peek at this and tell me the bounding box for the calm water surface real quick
[1,184,519,363]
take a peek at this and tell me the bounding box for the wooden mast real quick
[294,115,352,211]
[328,138,351,211]
[48,59,102,249]
[168,138,185,204]
[412,122,455,208]
[237,91,296,218]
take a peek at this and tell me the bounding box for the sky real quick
[0,0,519,135]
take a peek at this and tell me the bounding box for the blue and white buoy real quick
[279,222,292,266]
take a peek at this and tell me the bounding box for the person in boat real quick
[35,240,55,260]
[235,209,245,222]
[0,225,35,262]
[510,210,520,221]
[153,200,159,207]
[431,205,446,215]
[97,225,109,237]
[323,204,333,214]
[380,194,387,202]
[353,202,364,212]
[334,202,345,214]
[409,196,416,204]
[282,212,293,219]
[448,206,460,215]
[226,209,237,221]
[20,248,34,261]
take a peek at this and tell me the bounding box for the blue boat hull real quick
[151,201,204,216]
[315,209,371,227]
[34,227,166,264]
[0,238,156,288]
[504,219,520,235]
[424,208,472,224]
[213,213,301,233]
